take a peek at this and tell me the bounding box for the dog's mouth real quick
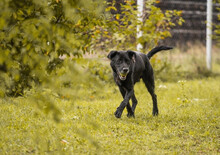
[118,72,127,80]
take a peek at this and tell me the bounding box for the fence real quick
[108,0,220,46]
[156,0,220,46]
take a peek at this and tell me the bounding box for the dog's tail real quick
[146,46,173,60]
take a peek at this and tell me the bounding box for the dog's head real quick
[107,50,136,81]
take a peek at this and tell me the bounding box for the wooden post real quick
[206,0,212,70]
[137,0,144,52]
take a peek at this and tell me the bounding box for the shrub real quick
[93,0,184,52]
[0,0,105,96]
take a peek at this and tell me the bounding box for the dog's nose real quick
[123,68,129,73]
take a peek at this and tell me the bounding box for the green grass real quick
[0,77,219,154]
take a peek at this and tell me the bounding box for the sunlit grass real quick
[0,77,219,154]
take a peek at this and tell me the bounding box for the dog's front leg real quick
[114,89,134,118]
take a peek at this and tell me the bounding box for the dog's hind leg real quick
[142,69,159,116]
[119,87,134,118]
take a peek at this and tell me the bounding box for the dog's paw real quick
[127,111,135,118]
[152,109,159,116]
[114,109,122,118]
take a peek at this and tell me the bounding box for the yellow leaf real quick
[96,30,100,34]
[116,14,120,20]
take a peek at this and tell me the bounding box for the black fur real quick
[107,46,173,118]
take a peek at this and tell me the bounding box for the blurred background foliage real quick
[0,0,183,98]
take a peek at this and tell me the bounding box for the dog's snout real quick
[123,68,129,73]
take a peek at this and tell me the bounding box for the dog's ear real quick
[127,50,136,62]
[107,50,118,60]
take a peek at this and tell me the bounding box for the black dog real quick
[107,46,172,118]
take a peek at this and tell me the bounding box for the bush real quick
[93,0,184,51]
[0,0,105,96]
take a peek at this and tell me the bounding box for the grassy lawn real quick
[0,77,219,154]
